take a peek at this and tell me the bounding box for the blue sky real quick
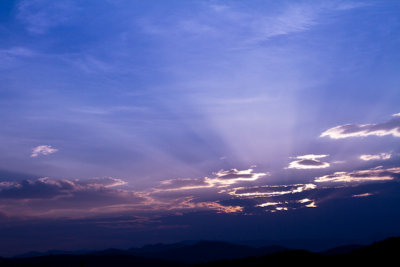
[1,0,400,256]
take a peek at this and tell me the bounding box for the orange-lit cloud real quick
[352,193,373,198]
[0,174,245,218]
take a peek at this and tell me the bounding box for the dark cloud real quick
[287,154,330,169]
[0,178,75,199]
[297,159,326,166]
[0,177,146,218]
[321,114,400,139]
[215,170,254,179]
[0,175,243,218]
[0,177,129,200]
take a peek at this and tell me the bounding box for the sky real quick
[1,0,400,256]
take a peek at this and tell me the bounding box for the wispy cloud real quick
[352,192,373,198]
[17,0,77,34]
[360,153,391,161]
[321,114,400,139]
[31,145,58,157]
[140,1,365,49]
[0,177,129,200]
[314,166,400,183]
[225,183,317,198]
[287,154,330,169]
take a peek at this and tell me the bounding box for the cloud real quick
[74,177,127,188]
[141,3,317,43]
[1,165,399,218]
[223,183,318,212]
[314,166,400,183]
[296,154,329,159]
[156,168,269,191]
[0,177,130,200]
[209,168,267,185]
[360,153,391,161]
[0,178,75,199]
[320,114,400,139]
[158,178,210,191]
[170,197,243,214]
[225,183,317,198]
[0,175,244,218]
[31,145,58,157]
[352,193,373,198]
[256,202,281,207]
[287,154,330,169]
[0,176,149,218]
[140,1,365,50]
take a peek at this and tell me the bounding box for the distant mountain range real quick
[15,241,288,263]
[2,237,399,266]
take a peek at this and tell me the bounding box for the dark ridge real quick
[126,241,195,255]
[2,237,400,266]
[94,241,287,263]
[15,250,92,258]
[201,237,400,266]
[319,244,364,255]
[0,254,185,267]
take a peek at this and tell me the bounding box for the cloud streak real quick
[321,114,400,139]
[360,153,391,161]
[225,183,317,198]
[314,166,400,183]
[157,168,269,191]
[223,183,319,212]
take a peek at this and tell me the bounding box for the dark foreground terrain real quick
[0,237,399,266]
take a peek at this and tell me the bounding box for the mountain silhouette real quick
[92,241,287,263]
[201,237,400,266]
[2,237,399,266]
